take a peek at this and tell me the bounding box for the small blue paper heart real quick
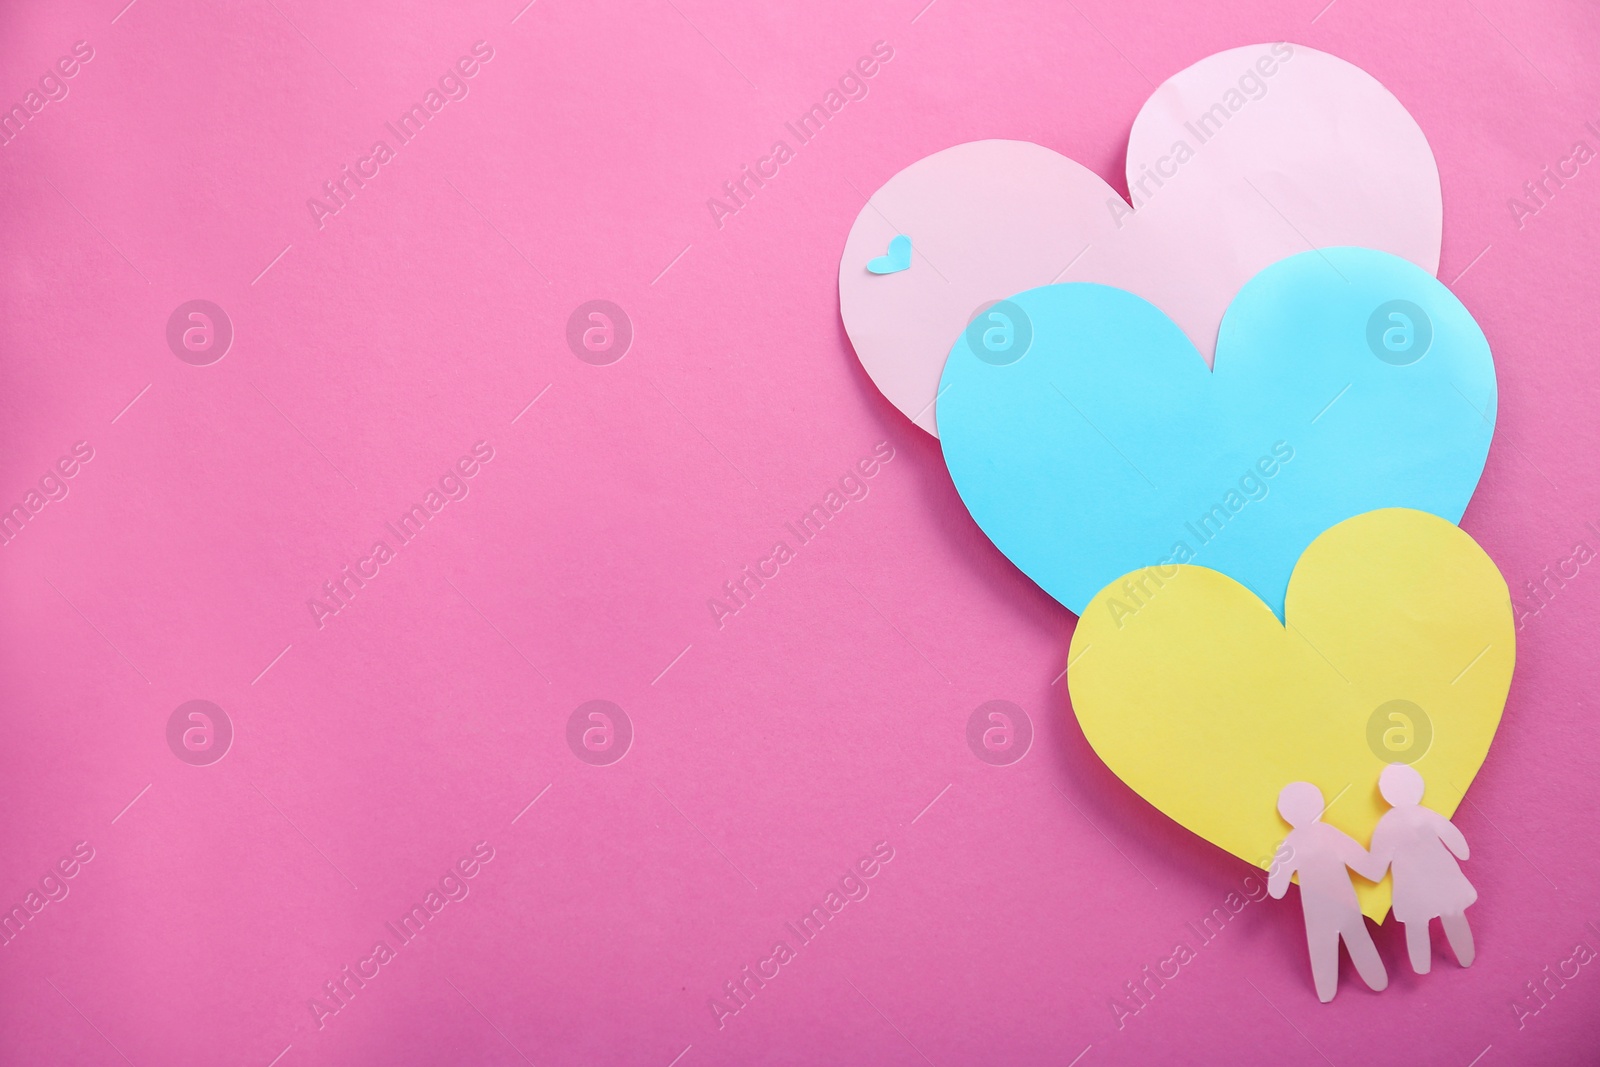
[937,247,1497,617]
[867,235,912,275]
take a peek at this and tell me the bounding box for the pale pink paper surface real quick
[2,1,1598,1065]
[839,43,1442,435]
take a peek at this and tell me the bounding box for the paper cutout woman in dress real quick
[1368,762,1477,973]
[1268,781,1389,1002]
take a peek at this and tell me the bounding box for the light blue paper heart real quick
[937,247,1496,617]
[868,235,912,274]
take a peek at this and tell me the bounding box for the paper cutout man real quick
[1268,782,1389,1002]
[1368,762,1477,973]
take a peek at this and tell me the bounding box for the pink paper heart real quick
[838,43,1442,436]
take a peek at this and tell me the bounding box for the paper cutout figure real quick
[939,248,1495,617]
[838,43,1443,435]
[867,235,912,275]
[1369,763,1477,973]
[1269,782,1389,1002]
[1066,508,1515,920]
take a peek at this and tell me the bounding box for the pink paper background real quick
[2,0,1597,1064]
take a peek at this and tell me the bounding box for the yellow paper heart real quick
[1067,508,1514,919]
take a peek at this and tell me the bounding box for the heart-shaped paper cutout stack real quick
[835,42,1514,934]
[1066,508,1514,919]
[839,43,1442,435]
[936,247,1495,617]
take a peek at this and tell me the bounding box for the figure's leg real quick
[1441,911,1475,967]
[1306,920,1340,1003]
[1405,920,1432,974]
[1341,917,1388,992]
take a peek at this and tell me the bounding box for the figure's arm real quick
[1267,840,1294,899]
[1366,822,1394,878]
[1435,813,1470,862]
[1340,830,1387,883]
